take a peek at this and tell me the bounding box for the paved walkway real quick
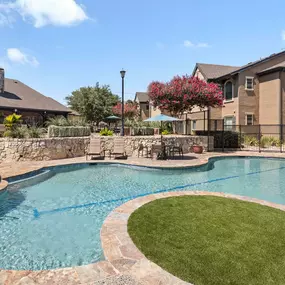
[1,151,285,284]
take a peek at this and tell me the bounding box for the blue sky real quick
[0,0,285,104]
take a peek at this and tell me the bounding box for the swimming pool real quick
[1,157,285,271]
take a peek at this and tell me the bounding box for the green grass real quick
[128,196,285,285]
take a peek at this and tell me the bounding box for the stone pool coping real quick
[0,180,8,193]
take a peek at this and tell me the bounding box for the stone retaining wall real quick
[0,135,213,162]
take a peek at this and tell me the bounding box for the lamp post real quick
[120,69,126,136]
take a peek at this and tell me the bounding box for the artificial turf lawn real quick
[128,196,285,285]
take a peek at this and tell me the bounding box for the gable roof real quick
[215,50,285,80]
[193,63,240,80]
[0,78,70,113]
[135,92,149,102]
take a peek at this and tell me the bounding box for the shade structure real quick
[144,114,182,122]
[105,115,120,120]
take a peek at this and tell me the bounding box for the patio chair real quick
[168,144,184,159]
[138,144,151,158]
[110,138,127,159]
[86,137,105,160]
[151,144,166,160]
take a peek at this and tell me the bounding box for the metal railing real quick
[191,119,285,153]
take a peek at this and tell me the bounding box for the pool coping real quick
[100,191,285,285]
[0,180,8,192]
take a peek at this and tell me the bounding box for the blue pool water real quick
[1,157,285,270]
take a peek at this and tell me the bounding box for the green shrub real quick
[48,126,91,137]
[100,128,114,136]
[46,116,71,127]
[133,127,154,136]
[71,118,89,127]
[4,113,22,130]
[47,116,89,127]
[4,127,27,138]
[162,130,170,135]
[243,135,258,146]
[27,127,43,138]
[3,130,13,138]
[260,136,281,148]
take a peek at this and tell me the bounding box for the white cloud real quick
[196,42,210,48]
[282,30,285,41]
[184,40,194,48]
[7,48,39,67]
[184,40,210,48]
[0,0,88,28]
[0,11,15,27]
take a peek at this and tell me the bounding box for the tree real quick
[148,75,223,116]
[112,102,138,119]
[66,83,119,125]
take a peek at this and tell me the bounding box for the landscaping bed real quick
[128,196,285,285]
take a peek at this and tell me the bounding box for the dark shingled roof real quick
[194,63,240,80]
[0,78,70,113]
[135,92,149,102]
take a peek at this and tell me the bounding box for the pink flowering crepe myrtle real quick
[112,102,138,119]
[148,75,223,116]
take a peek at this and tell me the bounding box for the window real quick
[214,120,218,131]
[146,104,149,111]
[245,77,254,91]
[192,120,196,130]
[224,116,234,131]
[224,81,234,101]
[246,114,254,125]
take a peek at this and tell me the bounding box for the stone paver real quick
[2,152,285,284]
[93,274,143,285]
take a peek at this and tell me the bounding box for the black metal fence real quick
[191,119,285,153]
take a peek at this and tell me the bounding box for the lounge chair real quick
[110,138,127,159]
[86,137,105,160]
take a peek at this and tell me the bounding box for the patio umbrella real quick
[105,115,120,120]
[144,114,182,143]
[105,115,121,129]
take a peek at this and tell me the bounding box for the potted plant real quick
[192,144,203,154]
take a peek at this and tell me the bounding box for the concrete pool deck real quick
[1,151,285,284]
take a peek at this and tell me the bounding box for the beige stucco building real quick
[135,50,285,136]
[190,50,285,131]
[134,92,161,120]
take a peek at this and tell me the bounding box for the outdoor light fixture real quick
[120,69,126,79]
[120,69,126,136]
